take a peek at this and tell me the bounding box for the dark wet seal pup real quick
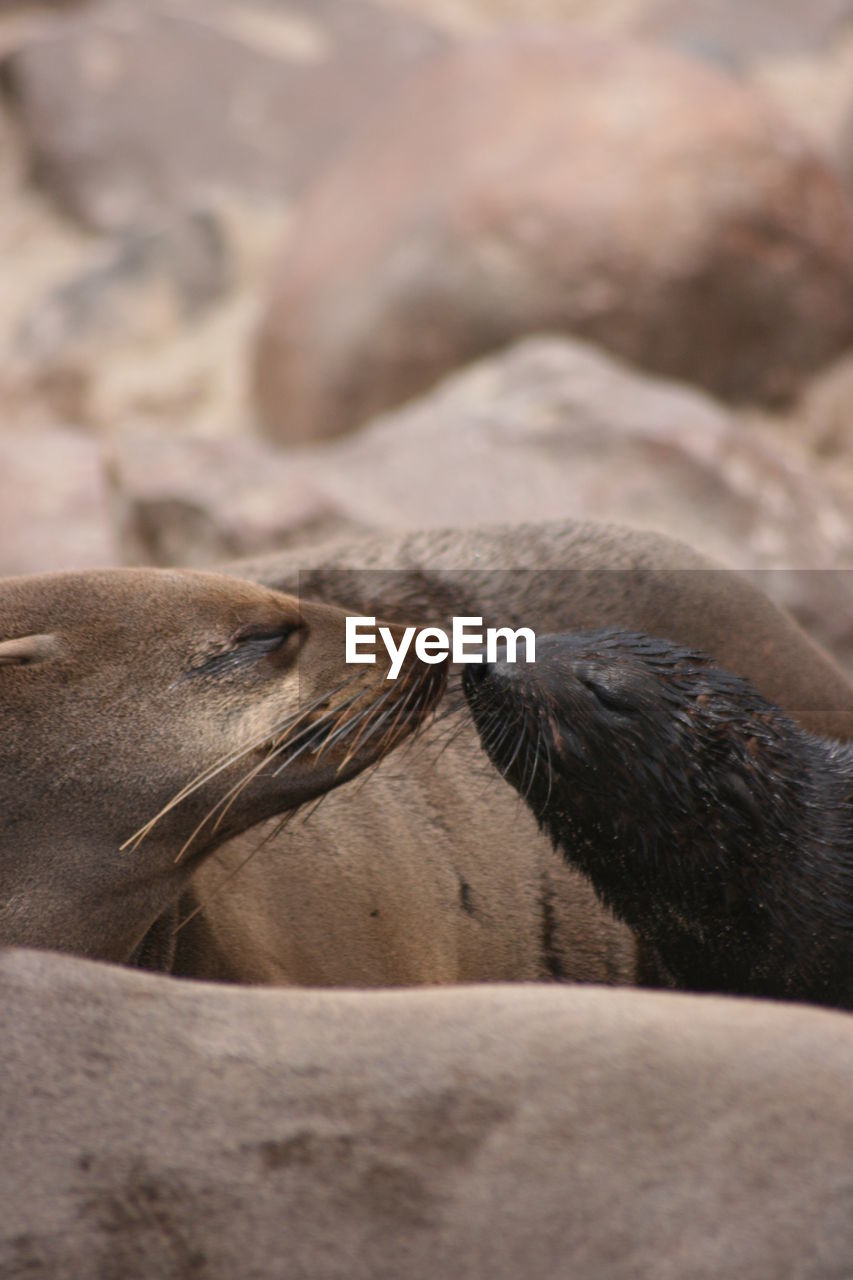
[0,569,445,967]
[463,630,853,1010]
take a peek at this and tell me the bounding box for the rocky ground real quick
[0,0,851,674]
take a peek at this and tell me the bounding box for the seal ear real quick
[0,634,61,666]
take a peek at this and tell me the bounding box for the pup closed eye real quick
[580,677,637,718]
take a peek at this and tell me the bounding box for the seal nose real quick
[465,640,511,685]
[465,655,493,685]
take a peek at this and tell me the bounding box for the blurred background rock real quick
[0,0,850,674]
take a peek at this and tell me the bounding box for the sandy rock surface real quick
[381,0,853,49]
[0,424,117,572]
[381,0,853,173]
[253,31,853,444]
[108,337,853,675]
[1,0,446,231]
[0,0,447,443]
[0,0,850,684]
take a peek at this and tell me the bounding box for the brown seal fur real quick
[3,949,853,1280]
[464,629,853,1009]
[168,520,853,987]
[0,568,444,964]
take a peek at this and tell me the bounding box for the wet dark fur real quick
[463,630,853,1010]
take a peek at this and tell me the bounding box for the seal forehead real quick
[0,569,302,642]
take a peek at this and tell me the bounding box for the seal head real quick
[463,629,853,1009]
[0,568,445,964]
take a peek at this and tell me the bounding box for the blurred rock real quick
[0,197,287,438]
[1,0,446,231]
[833,83,853,190]
[797,352,853,464]
[650,6,853,182]
[107,431,361,566]
[0,424,118,573]
[115,335,853,674]
[746,34,853,171]
[381,0,853,173]
[15,210,230,366]
[319,337,852,673]
[382,0,853,57]
[253,32,853,444]
[633,0,853,66]
[296,336,853,566]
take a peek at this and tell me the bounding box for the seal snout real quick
[464,648,514,688]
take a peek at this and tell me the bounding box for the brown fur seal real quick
[463,629,853,1010]
[0,568,444,964]
[167,520,853,987]
[3,949,853,1280]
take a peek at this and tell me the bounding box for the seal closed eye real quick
[463,629,853,1011]
[0,567,446,965]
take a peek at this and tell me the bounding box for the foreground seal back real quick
[463,628,853,1009]
[3,949,853,1280]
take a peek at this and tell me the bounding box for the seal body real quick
[463,628,853,1009]
[0,568,444,963]
[168,520,853,988]
[3,949,853,1280]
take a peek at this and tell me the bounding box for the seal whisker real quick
[175,680,435,931]
[335,684,402,772]
[122,684,351,854]
[267,674,360,754]
[263,680,375,777]
[174,753,277,864]
[269,668,422,779]
[374,670,425,757]
[311,686,386,762]
[268,708,351,777]
[480,713,514,765]
[338,661,441,774]
[386,700,443,765]
[425,715,471,762]
[174,668,426,865]
[342,692,410,770]
[521,724,543,804]
[121,736,271,853]
[540,723,554,813]
[282,689,395,777]
[425,705,468,746]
